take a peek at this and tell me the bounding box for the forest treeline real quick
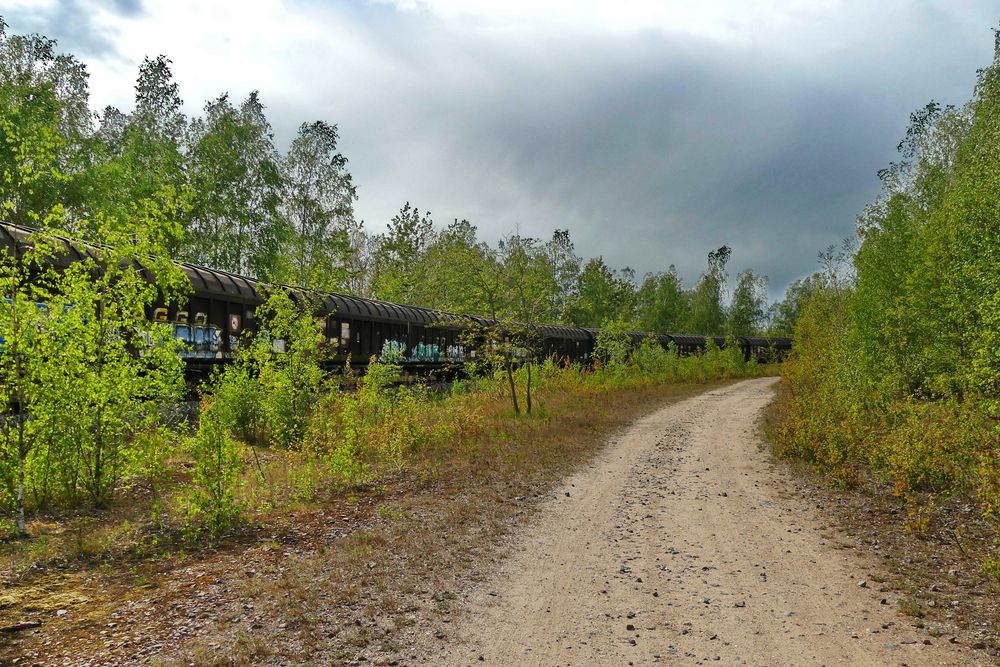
[0,20,795,337]
[0,20,776,537]
[773,30,1000,572]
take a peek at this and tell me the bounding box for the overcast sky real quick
[3,0,998,299]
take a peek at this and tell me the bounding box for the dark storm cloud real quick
[315,3,999,299]
[303,6,995,298]
[4,0,999,300]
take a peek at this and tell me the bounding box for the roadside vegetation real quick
[770,31,1000,576]
[2,303,763,555]
[1,309,765,661]
[0,19,779,538]
[0,17,777,661]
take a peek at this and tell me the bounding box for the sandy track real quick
[423,378,984,666]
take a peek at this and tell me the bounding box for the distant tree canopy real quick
[0,19,781,337]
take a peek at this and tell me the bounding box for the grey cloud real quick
[3,0,143,59]
[5,0,999,301]
[111,0,143,18]
[318,6,997,300]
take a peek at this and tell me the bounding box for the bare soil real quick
[419,377,991,665]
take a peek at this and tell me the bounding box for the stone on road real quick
[423,377,983,666]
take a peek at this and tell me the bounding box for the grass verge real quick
[1,374,736,665]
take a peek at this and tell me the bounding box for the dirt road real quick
[423,377,984,666]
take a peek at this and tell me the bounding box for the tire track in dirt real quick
[421,377,986,666]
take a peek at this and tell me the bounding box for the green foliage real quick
[0,19,790,536]
[713,336,754,377]
[0,232,58,534]
[631,337,672,376]
[0,26,85,229]
[636,267,688,333]
[728,270,768,336]
[594,318,631,370]
[0,219,187,529]
[185,396,246,535]
[544,229,581,323]
[276,121,357,291]
[186,92,287,277]
[499,233,561,325]
[876,400,984,494]
[253,291,327,448]
[770,287,856,470]
[0,27,191,522]
[0,23,363,293]
[184,290,328,529]
[309,359,423,482]
[768,272,829,336]
[205,361,263,447]
[567,257,636,328]
[372,202,435,303]
[83,56,192,254]
[771,34,1000,572]
[303,339,762,491]
[401,218,487,313]
[687,246,730,335]
[590,319,760,388]
[205,289,327,451]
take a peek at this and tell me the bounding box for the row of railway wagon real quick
[0,223,792,377]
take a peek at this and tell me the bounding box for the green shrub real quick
[632,338,671,376]
[594,319,631,371]
[207,362,264,446]
[185,396,246,535]
[254,291,327,449]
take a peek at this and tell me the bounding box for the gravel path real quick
[422,377,984,666]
